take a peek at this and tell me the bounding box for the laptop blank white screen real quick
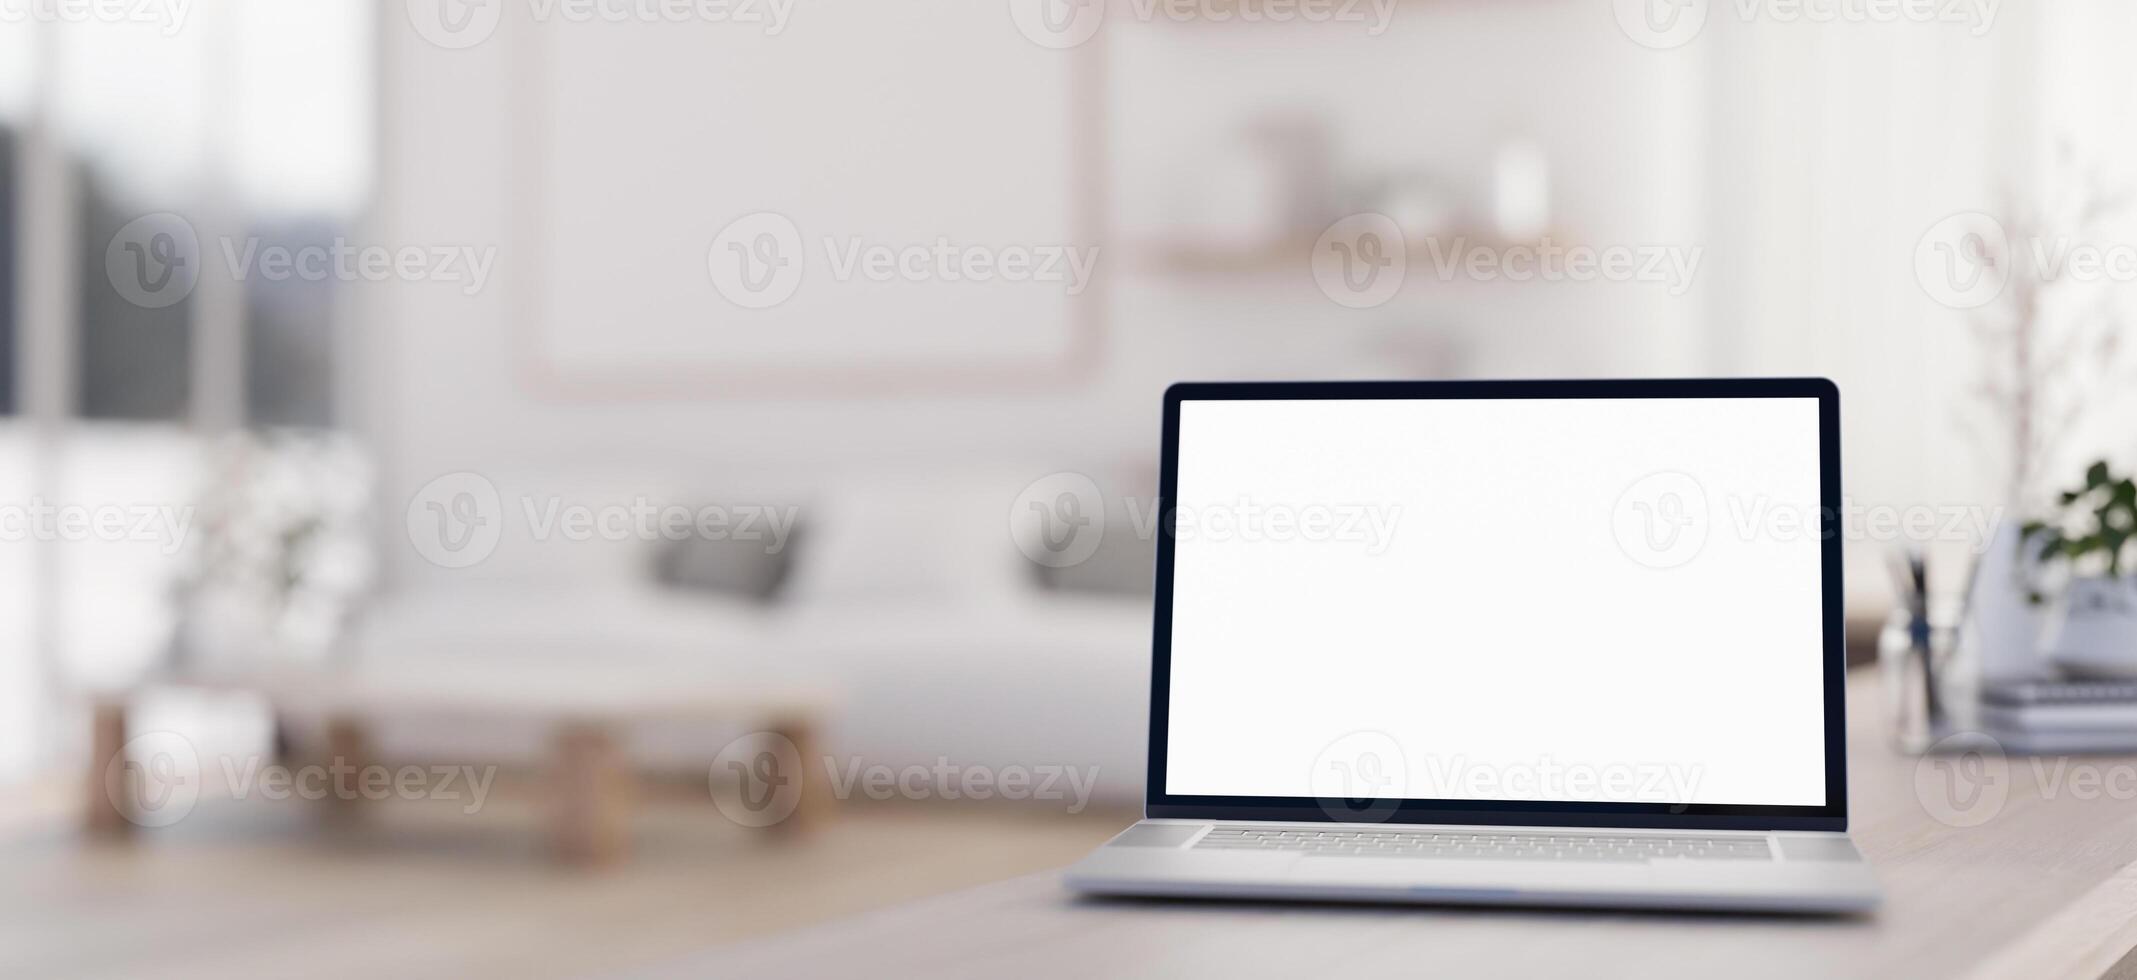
[1163,397,1828,807]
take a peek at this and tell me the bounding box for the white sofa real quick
[354,473,1154,804]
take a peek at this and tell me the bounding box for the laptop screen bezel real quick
[1143,378,1848,833]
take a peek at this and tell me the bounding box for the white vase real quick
[1965,522,2050,684]
[2047,577,2137,679]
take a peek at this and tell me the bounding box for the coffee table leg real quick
[551,723,633,867]
[769,718,833,832]
[86,700,132,836]
[321,716,371,823]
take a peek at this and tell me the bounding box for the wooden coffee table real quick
[86,664,837,866]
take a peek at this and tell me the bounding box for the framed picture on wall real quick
[504,3,1107,400]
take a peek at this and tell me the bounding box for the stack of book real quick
[1981,679,2137,753]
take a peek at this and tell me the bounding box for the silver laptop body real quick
[1064,379,1879,914]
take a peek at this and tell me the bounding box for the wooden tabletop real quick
[99,662,836,725]
[632,670,2137,979]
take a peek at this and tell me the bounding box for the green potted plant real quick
[2020,460,2137,677]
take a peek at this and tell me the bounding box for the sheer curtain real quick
[1694,6,2073,611]
[2030,3,2137,482]
[1,2,372,783]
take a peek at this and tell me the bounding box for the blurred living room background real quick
[6,1,2137,976]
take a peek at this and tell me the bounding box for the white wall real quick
[365,2,1711,589]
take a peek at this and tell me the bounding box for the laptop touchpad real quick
[1108,824,1205,848]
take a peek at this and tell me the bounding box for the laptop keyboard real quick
[1194,827,1774,862]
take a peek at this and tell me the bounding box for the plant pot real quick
[2046,577,2137,679]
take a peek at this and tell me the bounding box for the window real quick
[37,2,371,427]
[0,19,25,416]
[1,123,15,416]
[1,5,372,780]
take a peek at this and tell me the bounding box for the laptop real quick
[1064,378,1880,913]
